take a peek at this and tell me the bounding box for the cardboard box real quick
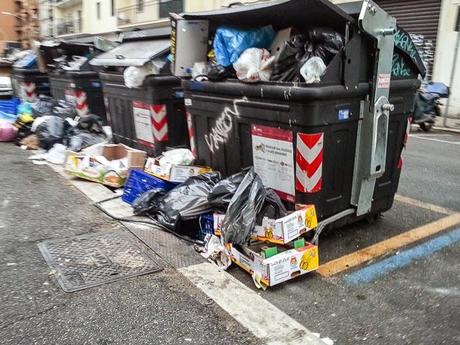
[144,157,212,183]
[229,242,319,287]
[64,144,146,188]
[254,205,318,244]
[213,213,225,236]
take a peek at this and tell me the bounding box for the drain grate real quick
[38,230,163,292]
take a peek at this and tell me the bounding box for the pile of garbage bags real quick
[132,167,287,244]
[8,96,106,153]
[194,26,343,84]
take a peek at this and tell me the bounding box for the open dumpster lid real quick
[89,39,170,67]
[182,0,356,32]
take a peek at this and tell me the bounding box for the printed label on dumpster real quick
[377,73,391,89]
[251,125,295,202]
[132,101,154,146]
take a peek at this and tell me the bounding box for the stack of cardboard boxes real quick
[215,205,320,287]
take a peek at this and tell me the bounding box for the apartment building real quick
[0,0,19,53]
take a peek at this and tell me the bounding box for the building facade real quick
[0,0,19,53]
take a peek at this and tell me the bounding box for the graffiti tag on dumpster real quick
[205,97,248,154]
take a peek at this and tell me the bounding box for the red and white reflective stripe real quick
[186,111,197,157]
[74,90,89,117]
[150,104,168,142]
[404,117,412,147]
[397,157,403,169]
[22,82,37,102]
[295,132,324,193]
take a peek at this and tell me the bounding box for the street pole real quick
[444,31,460,126]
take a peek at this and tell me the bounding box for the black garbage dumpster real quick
[43,41,107,122]
[91,28,188,156]
[49,70,106,120]
[175,0,425,228]
[11,68,50,102]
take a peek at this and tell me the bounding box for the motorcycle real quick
[413,82,449,132]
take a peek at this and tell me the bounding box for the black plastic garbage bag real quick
[208,64,237,82]
[150,172,222,231]
[256,188,288,225]
[308,28,344,65]
[208,168,249,211]
[66,131,106,151]
[77,114,104,133]
[271,34,310,82]
[221,168,266,245]
[52,100,77,119]
[132,188,167,216]
[35,116,66,150]
[31,96,56,118]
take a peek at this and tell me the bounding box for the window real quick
[137,0,144,13]
[111,0,115,17]
[96,2,101,20]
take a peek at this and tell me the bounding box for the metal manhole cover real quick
[38,230,163,292]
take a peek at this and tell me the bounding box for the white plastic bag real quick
[124,60,165,88]
[159,148,195,166]
[300,56,326,84]
[233,48,275,83]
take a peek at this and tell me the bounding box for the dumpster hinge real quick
[351,0,396,216]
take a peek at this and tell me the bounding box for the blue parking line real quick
[345,227,460,285]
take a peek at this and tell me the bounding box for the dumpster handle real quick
[312,208,355,245]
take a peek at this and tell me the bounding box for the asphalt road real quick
[0,130,459,345]
[0,145,256,345]
[228,130,460,344]
[399,131,460,211]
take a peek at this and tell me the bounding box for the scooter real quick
[413,82,449,132]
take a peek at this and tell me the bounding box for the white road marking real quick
[395,194,455,215]
[409,135,460,145]
[179,262,329,345]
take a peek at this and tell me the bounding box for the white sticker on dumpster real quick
[251,125,295,202]
[378,73,391,89]
[132,101,154,146]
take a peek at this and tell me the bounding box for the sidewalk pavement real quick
[0,143,256,345]
[434,117,460,133]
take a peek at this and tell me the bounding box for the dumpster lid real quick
[120,27,171,42]
[335,2,426,77]
[89,39,169,67]
[181,0,355,32]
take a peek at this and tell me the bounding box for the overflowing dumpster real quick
[91,28,188,156]
[42,41,108,122]
[172,0,425,229]
[11,51,50,102]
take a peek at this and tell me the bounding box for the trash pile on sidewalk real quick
[0,95,108,163]
[120,150,320,289]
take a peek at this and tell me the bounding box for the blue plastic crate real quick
[198,213,214,241]
[122,170,178,205]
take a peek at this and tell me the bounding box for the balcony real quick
[117,0,183,27]
[56,19,81,36]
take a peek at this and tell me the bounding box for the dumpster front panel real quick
[101,73,188,156]
[12,69,50,102]
[186,90,362,220]
[49,74,69,101]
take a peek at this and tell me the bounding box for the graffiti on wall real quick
[205,97,248,154]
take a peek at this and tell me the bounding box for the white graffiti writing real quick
[205,97,248,154]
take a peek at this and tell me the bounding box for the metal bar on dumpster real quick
[351,0,396,216]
